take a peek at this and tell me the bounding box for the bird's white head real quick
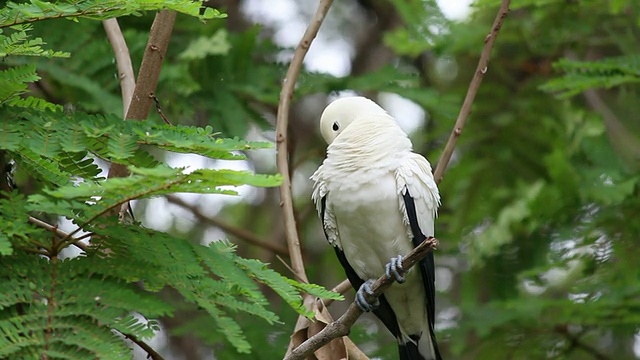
[319,96,388,145]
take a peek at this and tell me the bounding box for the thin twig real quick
[119,330,165,360]
[433,0,511,184]
[103,18,135,115]
[275,0,334,288]
[27,216,88,252]
[276,254,309,284]
[28,216,67,238]
[284,237,439,360]
[151,94,173,125]
[165,194,289,256]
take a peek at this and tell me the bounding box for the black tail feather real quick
[398,334,443,360]
[398,341,424,360]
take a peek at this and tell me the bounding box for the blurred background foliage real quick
[4,0,640,358]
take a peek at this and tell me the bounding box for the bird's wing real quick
[396,153,440,239]
[396,153,440,352]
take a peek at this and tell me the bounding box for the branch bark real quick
[105,10,176,222]
[103,18,135,115]
[108,10,176,182]
[275,0,334,287]
[433,0,511,184]
[275,0,337,356]
[285,237,440,360]
[28,216,88,252]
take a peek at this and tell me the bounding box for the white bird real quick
[311,96,442,360]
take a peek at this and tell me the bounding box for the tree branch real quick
[284,237,439,360]
[102,18,135,115]
[108,10,176,183]
[124,10,176,121]
[105,10,176,222]
[165,194,289,257]
[119,330,165,360]
[433,0,511,184]
[275,0,334,284]
[28,216,88,252]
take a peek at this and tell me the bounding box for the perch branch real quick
[275,0,334,283]
[285,237,439,360]
[165,194,289,256]
[433,0,511,184]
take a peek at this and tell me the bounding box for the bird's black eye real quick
[332,122,339,131]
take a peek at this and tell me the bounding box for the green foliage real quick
[0,1,343,358]
[0,24,69,57]
[542,56,640,98]
[0,109,275,187]
[4,0,638,357]
[0,0,224,28]
[429,0,640,358]
[0,64,40,103]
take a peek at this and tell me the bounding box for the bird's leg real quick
[355,279,379,312]
[385,255,406,283]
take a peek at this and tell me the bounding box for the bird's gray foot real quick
[355,279,379,312]
[385,255,406,283]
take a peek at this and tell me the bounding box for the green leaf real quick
[541,56,640,98]
[469,181,545,266]
[179,29,231,60]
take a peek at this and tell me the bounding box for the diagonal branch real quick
[285,237,439,360]
[275,0,335,285]
[28,216,88,252]
[119,330,165,360]
[433,0,511,184]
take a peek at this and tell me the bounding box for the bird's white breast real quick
[328,172,412,278]
[327,171,428,336]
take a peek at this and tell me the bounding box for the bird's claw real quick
[385,255,406,283]
[355,279,379,312]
